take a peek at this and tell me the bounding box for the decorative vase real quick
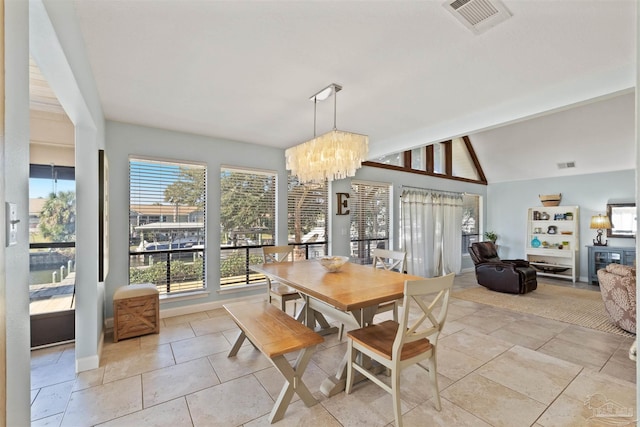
[531,236,541,248]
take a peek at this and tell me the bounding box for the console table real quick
[587,245,636,285]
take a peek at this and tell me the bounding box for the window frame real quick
[219,166,277,288]
[128,156,207,296]
[350,180,392,264]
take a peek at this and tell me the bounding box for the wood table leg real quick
[317,305,379,397]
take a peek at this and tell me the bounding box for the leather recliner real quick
[468,242,537,294]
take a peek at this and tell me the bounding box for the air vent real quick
[557,161,576,169]
[443,0,512,34]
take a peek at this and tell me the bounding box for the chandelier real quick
[285,83,368,183]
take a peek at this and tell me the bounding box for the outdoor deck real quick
[30,272,75,315]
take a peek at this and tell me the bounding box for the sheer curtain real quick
[401,188,463,277]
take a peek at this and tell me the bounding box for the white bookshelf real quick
[525,206,579,283]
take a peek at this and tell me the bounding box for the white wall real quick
[487,169,635,282]
[5,0,31,423]
[106,121,489,316]
[348,165,488,272]
[105,121,287,317]
[33,0,106,371]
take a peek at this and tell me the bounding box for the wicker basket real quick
[539,193,561,207]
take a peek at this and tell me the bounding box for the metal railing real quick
[462,234,480,254]
[129,241,330,293]
[350,238,389,265]
[219,241,328,288]
[129,247,204,294]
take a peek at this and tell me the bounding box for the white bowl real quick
[318,256,349,272]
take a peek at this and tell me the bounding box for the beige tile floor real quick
[31,272,637,426]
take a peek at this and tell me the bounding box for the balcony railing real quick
[129,241,329,294]
[350,238,389,265]
[220,241,328,289]
[129,247,204,294]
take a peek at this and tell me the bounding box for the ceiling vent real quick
[443,0,512,34]
[557,161,576,169]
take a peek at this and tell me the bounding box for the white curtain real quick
[401,188,463,277]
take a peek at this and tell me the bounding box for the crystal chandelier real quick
[285,84,368,184]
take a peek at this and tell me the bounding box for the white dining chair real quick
[338,248,407,340]
[262,245,301,317]
[371,248,407,321]
[345,273,455,427]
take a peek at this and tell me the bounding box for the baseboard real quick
[75,330,104,373]
[76,353,99,373]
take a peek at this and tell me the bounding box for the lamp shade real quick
[285,130,368,183]
[590,214,612,230]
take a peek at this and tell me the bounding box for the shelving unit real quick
[525,206,579,283]
[587,245,636,285]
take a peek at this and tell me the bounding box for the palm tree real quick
[39,191,76,242]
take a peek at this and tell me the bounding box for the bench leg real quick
[268,346,318,424]
[228,330,246,357]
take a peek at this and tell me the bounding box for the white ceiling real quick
[69,0,636,182]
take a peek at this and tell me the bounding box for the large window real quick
[350,181,391,263]
[220,167,276,287]
[287,175,328,259]
[129,158,206,295]
[462,193,481,254]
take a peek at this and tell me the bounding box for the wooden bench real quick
[224,301,324,424]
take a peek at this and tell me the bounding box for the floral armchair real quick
[597,263,636,334]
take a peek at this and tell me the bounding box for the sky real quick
[29,178,75,199]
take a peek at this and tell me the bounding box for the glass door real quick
[29,164,76,347]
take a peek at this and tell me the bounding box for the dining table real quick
[250,258,424,397]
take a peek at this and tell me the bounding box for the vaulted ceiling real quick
[62,0,635,183]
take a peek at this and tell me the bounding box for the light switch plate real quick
[6,202,18,247]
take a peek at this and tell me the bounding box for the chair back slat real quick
[372,248,407,273]
[392,273,455,356]
[263,245,294,263]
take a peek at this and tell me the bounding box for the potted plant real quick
[484,231,498,244]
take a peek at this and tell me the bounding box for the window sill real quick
[217,282,266,295]
[159,290,210,303]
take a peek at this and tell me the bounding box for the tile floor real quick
[31,272,637,426]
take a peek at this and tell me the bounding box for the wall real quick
[105,121,288,317]
[4,0,31,424]
[345,165,487,272]
[34,0,106,371]
[106,120,489,317]
[487,169,635,282]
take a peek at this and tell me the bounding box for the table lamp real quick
[590,214,612,246]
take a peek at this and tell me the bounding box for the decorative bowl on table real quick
[318,256,349,272]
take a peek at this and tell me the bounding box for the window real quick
[374,153,403,166]
[462,193,481,254]
[350,181,391,263]
[220,167,276,287]
[362,136,487,185]
[452,137,481,181]
[411,147,424,170]
[129,158,206,295]
[287,175,328,259]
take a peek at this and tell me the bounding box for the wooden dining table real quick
[250,259,424,397]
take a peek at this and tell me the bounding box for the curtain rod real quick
[400,185,463,197]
